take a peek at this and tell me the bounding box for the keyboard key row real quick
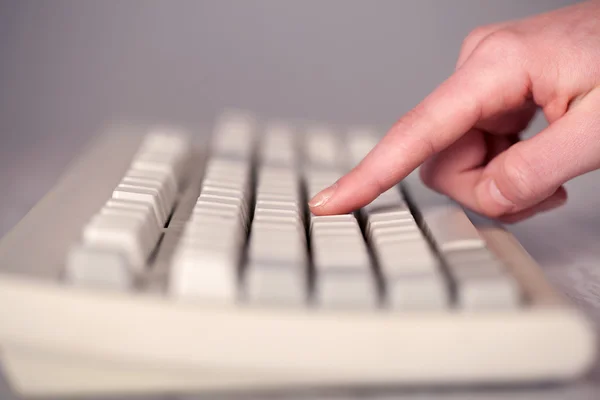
[245,166,307,305]
[360,188,448,310]
[311,214,376,308]
[66,130,191,288]
[169,153,253,301]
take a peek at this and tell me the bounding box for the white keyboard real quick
[0,111,596,398]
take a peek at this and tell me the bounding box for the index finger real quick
[308,58,527,215]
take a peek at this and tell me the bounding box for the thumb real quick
[475,89,600,217]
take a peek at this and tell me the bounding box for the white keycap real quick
[368,223,421,239]
[82,214,149,269]
[312,245,370,271]
[387,272,449,310]
[366,210,413,224]
[198,193,249,218]
[256,199,300,208]
[254,209,302,225]
[364,202,411,218]
[310,214,356,227]
[371,230,424,245]
[376,242,439,275]
[132,152,182,185]
[133,128,190,182]
[169,248,240,300]
[456,273,521,310]
[421,205,485,252]
[121,177,173,218]
[196,197,249,222]
[444,248,497,265]
[256,193,298,202]
[113,185,166,226]
[402,172,485,252]
[192,205,248,230]
[256,185,299,197]
[312,226,363,238]
[445,255,521,309]
[98,206,159,254]
[315,270,379,309]
[125,168,178,199]
[65,245,132,290]
[255,202,300,215]
[201,185,245,198]
[202,179,248,191]
[104,198,161,230]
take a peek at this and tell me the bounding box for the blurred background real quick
[0,0,579,237]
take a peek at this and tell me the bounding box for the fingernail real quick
[308,182,338,208]
[489,179,514,207]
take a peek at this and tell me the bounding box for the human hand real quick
[309,1,600,223]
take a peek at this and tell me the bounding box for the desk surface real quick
[0,132,599,399]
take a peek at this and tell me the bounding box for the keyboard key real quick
[125,168,178,199]
[169,248,240,300]
[99,206,159,254]
[444,249,522,310]
[82,214,149,269]
[196,197,249,222]
[113,185,166,226]
[131,152,183,186]
[376,242,439,276]
[444,248,497,265]
[402,172,485,253]
[456,273,521,310]
[65,245,132,290]
[421,204,486,252]
[387,272,449,310]
[245,230,307,304]
[121,177,173,217]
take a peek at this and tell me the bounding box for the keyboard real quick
[0,111,596,398]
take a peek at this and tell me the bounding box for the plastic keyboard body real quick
[0,114,596,397]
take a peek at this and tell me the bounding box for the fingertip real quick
[307,182,338,215]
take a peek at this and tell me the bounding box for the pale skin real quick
[308,0,600,223]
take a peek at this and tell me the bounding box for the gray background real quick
[3,0,600,399]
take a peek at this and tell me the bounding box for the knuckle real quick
[474,29,525,62]
[462,25,494,50]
